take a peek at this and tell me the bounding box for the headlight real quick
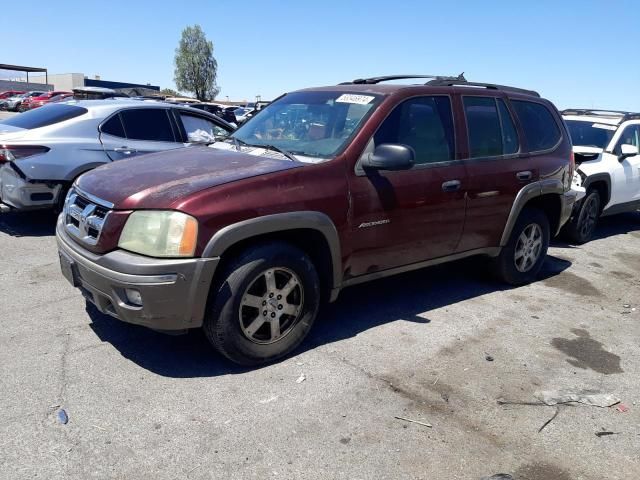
[118,211,198,258]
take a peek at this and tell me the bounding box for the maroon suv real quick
[56,75,576,365]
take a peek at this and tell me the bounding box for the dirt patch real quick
[615,252,640,266]
[588,262,603,268]
[609,270,633,280]
[542,271,601,297]
[551,328,623,374]
[514,462,573,480]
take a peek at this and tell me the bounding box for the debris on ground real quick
[258,396,279,404]
[596,431,621,437]
[538,406,560,433]
[394,416,432,428]
[485,353,494,362]
[57,409,69,425]
[481,474,514,480]
[296,373,306,384]
[616,403,629,413]
[534,390,620,407]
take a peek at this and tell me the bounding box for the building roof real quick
[0,64,48,73]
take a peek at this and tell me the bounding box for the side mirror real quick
[619,144,639,161]
[361,144,414,171]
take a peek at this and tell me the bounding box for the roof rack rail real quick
[425,79,540,97]
[561,109,640,123]
[340,73,466,85]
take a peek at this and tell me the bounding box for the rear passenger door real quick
[99,108,182,161]
[458,97,562,251]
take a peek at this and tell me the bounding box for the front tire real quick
[563,189,600,244]
[203,241,320,366]
[491,207,550,285]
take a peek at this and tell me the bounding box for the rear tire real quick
[491,208,550,285]
[562,189,600,244]
[203,241,320,366]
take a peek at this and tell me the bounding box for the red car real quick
[20,91,73,111]
[0,90,25,99]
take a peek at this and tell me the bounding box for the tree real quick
[159,87,180,97]
[174,25,220,101]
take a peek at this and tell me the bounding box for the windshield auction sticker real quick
[592,123,617,130]
[336,94,375,105]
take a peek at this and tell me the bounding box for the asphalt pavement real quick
[1,206,639,479]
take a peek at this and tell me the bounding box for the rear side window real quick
[119,108,176,142]
[512,100,561,152]
[101,114,126,138]
[375,96,455,164]
[463,97,519,158]
[0,104,87,129]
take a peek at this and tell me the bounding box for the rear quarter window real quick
[512,100,561,152]
[0,104,88,129]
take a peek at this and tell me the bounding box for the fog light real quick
[125,288,143,306]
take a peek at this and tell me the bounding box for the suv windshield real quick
[565,119,616,149]
[230,91,381,161]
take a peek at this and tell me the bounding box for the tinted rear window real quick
[101,114,126,138]
[512,100,561,152]
[0,104,88,129]
[119,108,175,142]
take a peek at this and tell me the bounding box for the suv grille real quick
[64,189,111,245]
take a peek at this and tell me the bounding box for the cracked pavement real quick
[1,210,639,479]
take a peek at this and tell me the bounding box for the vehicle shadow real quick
[0,211,57,237]
[552,211,640,248]
[86,254,571,378]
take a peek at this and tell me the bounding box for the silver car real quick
[0,100,234,212]
[0,91,45,111]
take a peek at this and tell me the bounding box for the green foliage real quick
[159,88,180,97]
[174,25,220,101]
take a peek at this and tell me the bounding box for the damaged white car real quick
[0,100,234,213]
[562,109,640,243]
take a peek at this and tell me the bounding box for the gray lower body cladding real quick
[56,218,219,330]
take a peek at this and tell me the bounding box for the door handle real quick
[517,170,533,181]
[442,180,461,192]
[114,147,134,154]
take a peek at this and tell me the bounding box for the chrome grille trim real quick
[63,189,111,246]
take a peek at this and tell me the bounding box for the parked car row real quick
[1,74,637,366]
[0,91,45,111]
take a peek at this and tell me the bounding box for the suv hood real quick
[76,146,303,210]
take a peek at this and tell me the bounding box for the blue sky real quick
[3,0,639,110]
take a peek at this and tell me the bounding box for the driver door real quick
[346,95,467,278]
[610,124,640,205]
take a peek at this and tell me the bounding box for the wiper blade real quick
[258,144,298,162]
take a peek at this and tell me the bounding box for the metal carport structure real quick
[0,63,48,85]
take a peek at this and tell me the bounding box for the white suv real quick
[562,109,640,243]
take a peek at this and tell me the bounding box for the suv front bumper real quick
[56,217,219,330]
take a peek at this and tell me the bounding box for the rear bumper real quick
[56,217,219,330]
[0,164,61,211]
[557,189,578,234]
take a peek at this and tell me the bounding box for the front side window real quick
[374,96,455,164]
[565,120,616,149]
[230,91,381,160]
[180,112,230,143]
[119,108,175,142]
[512,100,561,152]
[463,97,519,158]
[615,125,640,153]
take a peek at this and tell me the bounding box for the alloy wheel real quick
[580,195,599,238]
[514,223,543,273]
[239,268,304,344]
